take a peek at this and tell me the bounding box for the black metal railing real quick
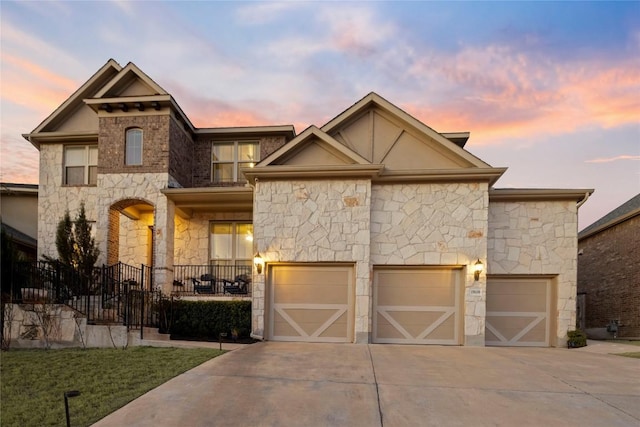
[125,289,161,337]
[173,264,252,296]
[7,261,156,326]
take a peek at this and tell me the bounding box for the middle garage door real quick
[373,267,463,345]
[268,264,354,343]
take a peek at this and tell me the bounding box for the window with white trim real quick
[64,145,97,186]
[125,128,143,165]
[212,141,259,183]
[210,222,253,266]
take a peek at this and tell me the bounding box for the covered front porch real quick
[163,186,256,298]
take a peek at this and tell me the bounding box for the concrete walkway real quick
[93,342,640,427]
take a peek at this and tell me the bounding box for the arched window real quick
[125,128,143,165]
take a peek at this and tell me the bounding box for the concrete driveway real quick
[93,342,640,427]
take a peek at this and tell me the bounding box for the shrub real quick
[160,300,251,341]
[567,329,587,348]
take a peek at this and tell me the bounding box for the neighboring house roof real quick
[579,193,640,240]
[1,222,37,249]
[0,183,38,194]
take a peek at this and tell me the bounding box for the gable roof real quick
[259,125,371,167]
[23,59,122,147]
[251,92,506,184]
[244,125,383,182]
[321,92,490,169]
[93,61,167,98]
[579,193,640,239]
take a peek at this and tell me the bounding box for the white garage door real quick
[268,264,354,343]
[373,267,463,345]
[486,277,553,347]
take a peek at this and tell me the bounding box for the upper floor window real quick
[212,141,259,183]
[125,128,143,165]
[64,145,97,186]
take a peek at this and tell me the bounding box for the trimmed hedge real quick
[160,299,251,341]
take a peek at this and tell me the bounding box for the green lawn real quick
[1,347,224,427]
[615,352,640,359]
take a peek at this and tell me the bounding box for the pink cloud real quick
[1,53,78,115]
[403,45,640,144]
[585,155,640,164]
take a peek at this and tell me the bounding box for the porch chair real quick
[191,277,215,294]
[223,275,250,295]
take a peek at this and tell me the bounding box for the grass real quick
[615,352,640,359]
[1,346,224,427]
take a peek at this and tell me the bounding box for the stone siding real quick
[253,179,371,342]
[96,173,174,291]
[175,211,252,265]
[578,215,640,337]
[38,144,100,260]
[119,212,153,266]
[371,182,489,345]
[488,200,579,346]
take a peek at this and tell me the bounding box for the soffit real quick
[161,187,253,218]
[489,188,594,202]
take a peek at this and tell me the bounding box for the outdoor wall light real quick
[254,252,264,274]
[473,259,484,281]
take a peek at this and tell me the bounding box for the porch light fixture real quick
[473,259,484,281]
[254,252,264,274]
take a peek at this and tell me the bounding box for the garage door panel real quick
[486,277,552,347]
[373,268,462,345]
[269,265,353,343]
[274,284,346,304]
[488,295,546,312]
[377,286,455,306]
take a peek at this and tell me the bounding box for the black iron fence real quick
[173,264,252,296]
[6,261,157,327]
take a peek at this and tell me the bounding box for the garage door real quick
[486,277,553,347]
[268,264,354,342]
[373,267,462,345]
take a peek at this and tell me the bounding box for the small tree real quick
[55,210,75,266]
[48,202,100,280]
[73,203,99,278]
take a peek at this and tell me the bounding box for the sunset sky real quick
[1,1,638,230]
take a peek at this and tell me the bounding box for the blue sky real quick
[1,1,638,230]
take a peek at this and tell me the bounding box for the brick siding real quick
[99,115,172,174]
[578,215,640,337]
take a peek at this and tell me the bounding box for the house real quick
[577,194,640,338]
[1,183,38,261]
[23,59,592,347]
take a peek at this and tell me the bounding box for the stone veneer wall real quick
[370,182,489,345]
[38,144,100,259]
[119,212,153,265]
[174,212,252,265]
[488,200,578,346]
[253,179,371,342]
[578,215,640,337]
[96,173,174,291]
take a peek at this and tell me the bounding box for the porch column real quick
[154,196,175,294]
